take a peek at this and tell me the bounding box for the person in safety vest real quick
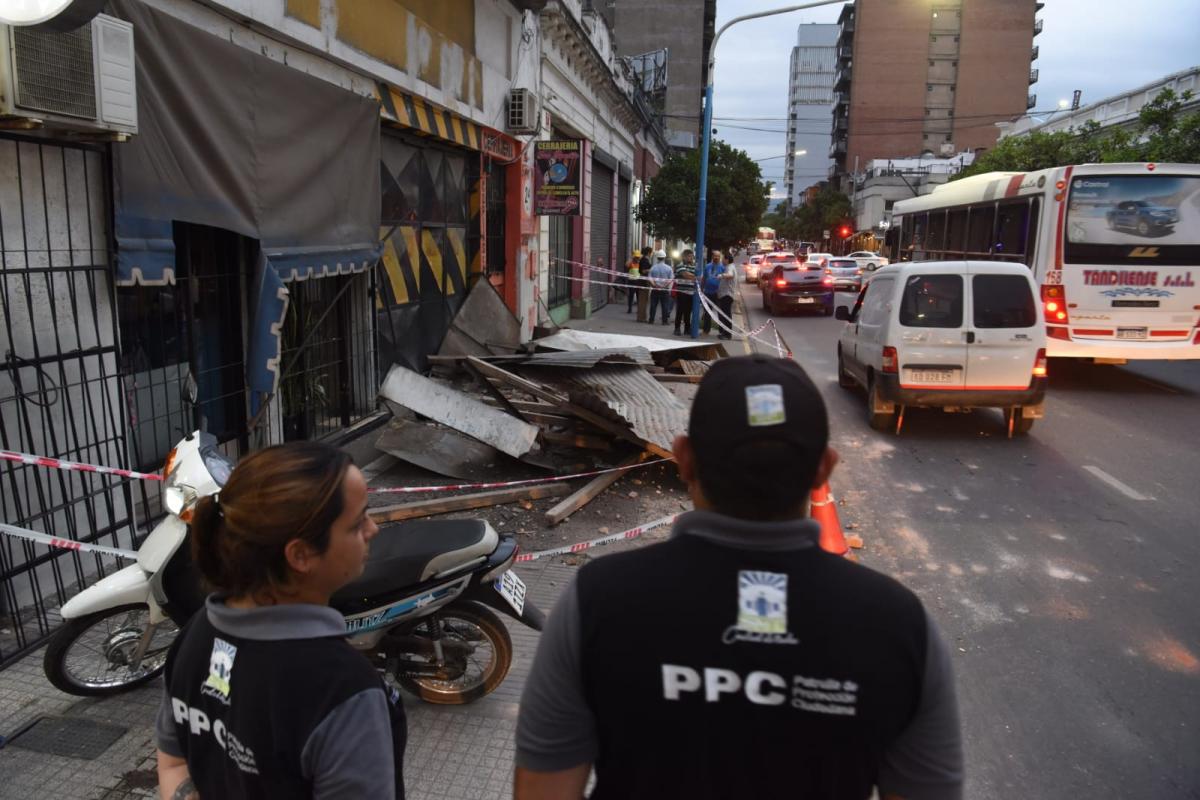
[514,355,963,800]
[155,442,405,800]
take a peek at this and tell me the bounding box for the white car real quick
[834,260,1047,435]
[744,255,766,283]
[846,251,890,271]
[804,252,835,268]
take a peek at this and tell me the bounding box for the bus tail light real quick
[1032,349,1048,378]
[882,346,898,374]
[1042,284,1069,324]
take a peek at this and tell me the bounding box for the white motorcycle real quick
[43,431,543,704]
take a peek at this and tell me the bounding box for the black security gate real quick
[0,135,139,668]
[548,215,573,309]
[589,163,613,310]
[617,176,631,274]
[278,272,375,442]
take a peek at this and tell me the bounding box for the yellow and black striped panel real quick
[376,81,481,151]
[376,224,422,308]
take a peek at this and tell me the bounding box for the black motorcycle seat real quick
[332,519,497,605]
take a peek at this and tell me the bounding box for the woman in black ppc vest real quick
[155,442,406,799]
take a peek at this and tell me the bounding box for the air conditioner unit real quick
[0,14,137,137]
[939,142,955,156]
[507,88,538,134]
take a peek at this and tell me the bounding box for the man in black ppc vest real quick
[515,355,963,800]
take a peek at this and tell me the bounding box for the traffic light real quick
[837,223,853,239]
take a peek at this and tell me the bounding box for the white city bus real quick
[889,163,1200,361]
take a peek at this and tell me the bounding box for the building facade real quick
[0,0,663,668]
[998,66,1200,140]
[784,23,838,206]
[833,0,1042,190]
[602,0,716,150]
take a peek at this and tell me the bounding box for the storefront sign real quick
[534,140,583,215]
[482,129,517,161]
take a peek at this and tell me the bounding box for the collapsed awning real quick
[108,0,381,411]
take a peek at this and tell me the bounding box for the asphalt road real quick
[734,257,1200,800]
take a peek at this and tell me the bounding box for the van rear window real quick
[973,275,1036,328]
[899,275,963,328]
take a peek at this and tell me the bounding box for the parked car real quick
[834,260,1047,435]
[1105,200,1179,236]
[827,258,864,291]
[846,250,890,270]
[744,255,766,283]
[761,260,834,316]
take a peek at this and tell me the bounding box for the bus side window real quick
[926,210,947,255]
[946,209,968,256]
[995,201,1030,261]
[1025,198,1040,267]
[967,204,995,257]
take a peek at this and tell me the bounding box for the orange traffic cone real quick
[811,482,860,557]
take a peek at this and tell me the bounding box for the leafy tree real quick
[636,140,769,253]
[759,185,852,243]
[953,88,1199,181]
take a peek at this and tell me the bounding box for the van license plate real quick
[1116,327,1148,340]
[907,369,954,383]
[494,571,526,615]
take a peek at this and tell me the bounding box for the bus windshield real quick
[1065,174,1200,266]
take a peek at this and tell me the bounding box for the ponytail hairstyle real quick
[189,441,353,600]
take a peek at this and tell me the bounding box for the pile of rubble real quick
[368,282,726,527]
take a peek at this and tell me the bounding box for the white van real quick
[834,261,1048,435]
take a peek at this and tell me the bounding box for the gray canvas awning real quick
[108,0,381,409]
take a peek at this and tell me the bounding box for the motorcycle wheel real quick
[43,603,179,697]
[395,601,512,705]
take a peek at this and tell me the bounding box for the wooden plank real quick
[653,373,703,384]
[544,452,649,526]
[378,365,539,459]
[466,358,675,460]
[369,482,573,523]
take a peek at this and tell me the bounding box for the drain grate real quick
[6,716,128,760]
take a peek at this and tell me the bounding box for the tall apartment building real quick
[784,23,839,206]
[832,0,1043,189]
[602,0,717,149]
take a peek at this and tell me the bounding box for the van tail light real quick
[776,278,787,288]
[1042,284,1069,325]
[1032,348,1048,378]
[882,346,899,374]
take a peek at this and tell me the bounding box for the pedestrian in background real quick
[715,254,736,341]
[647,250,674,326]
[700,250,725,335]
[636,247,654,322]
[156,442,406,800]
[673,249,697,336]
[514,356,963,800]
[625,251,641,313]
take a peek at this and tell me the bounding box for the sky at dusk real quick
[707,0,1200,198]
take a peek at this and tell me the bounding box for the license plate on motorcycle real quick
[494,571,526,615]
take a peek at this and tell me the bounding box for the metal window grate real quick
[6,716,128,759]
[12,25,97,120]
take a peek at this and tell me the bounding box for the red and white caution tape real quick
[0,522,138,560]
[0,449,163,482]
[368,458,671,495]
[514,513,678,562]
[696,291,789,357]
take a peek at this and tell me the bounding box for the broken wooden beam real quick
[544,452,649,526]
[369,482,573,523]
[540,430,613,450]
[653,373,703,384]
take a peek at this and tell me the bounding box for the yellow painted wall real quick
[336,0,408,70]
[285,0,320,27]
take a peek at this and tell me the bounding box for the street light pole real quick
[691,0,848,339]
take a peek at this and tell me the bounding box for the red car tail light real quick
[775,278,787,288]
[882,346,898,374]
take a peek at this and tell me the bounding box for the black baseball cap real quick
[688,356,829,480]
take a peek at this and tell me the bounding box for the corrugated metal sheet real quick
[522,365,687,453]
[479,348,654,368]
[533,329,727,357]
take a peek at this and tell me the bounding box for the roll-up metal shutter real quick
[590,161,614,310]
[617,176,631,274]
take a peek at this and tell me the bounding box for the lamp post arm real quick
[707,1,848,84]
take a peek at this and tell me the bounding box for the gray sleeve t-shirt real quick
[515,579,964,799]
